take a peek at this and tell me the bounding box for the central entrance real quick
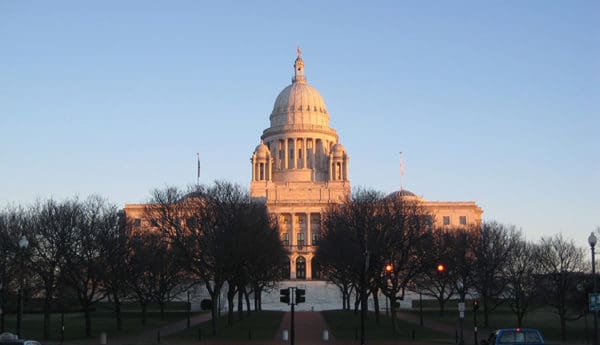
[296,256,306,280]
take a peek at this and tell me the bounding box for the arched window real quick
[281,257,291,280]
[296,256,306,280]
[311,257,321,280]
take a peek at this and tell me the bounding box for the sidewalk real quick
[44,313,212,345]
[274,311,332,345]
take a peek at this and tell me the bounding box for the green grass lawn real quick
[1,308,203,341]
[322,309,453,343]
[405,302,590,344]
[169,310,284,341]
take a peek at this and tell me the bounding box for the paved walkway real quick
[43,313,212,345]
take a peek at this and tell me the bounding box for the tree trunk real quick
[227,288,235,326]
[43,288,53,340]
[84,306,92,337]
[237,288,244,321]
[210,295,218,336]
[159,301,165,320]
[390,296,397,334]
[560,313,567,341]
[114,293,122,331]
[372,289,380,324]
[244,289,251,315]
[483,295,490,327]
[438,291,445,316]
[141,302,147,326]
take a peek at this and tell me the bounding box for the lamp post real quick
[187,290,191,329]
[384,264,392,316]
[579,283,590,345]
[589,232,598,345]
[0,281,4,332]
[360,249,369,345]
[16,234,29,338]
[457,281,465,345]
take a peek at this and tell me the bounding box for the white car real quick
[0,332,41,345]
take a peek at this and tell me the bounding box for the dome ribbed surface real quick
[271,82,328,116]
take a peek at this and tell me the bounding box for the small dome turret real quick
[254,140,270,159]
[332,143,346,157]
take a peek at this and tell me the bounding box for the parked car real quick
[481,328,545,345]
[0,332,41,345]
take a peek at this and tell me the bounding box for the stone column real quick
[290,255,296,279]
[302,138,307,169]
[284,139,288,169]
[251,156,255,181]
[307,213,312,246]
[306,254,312,280]
[268,156,273,181]
[344,156,349,180]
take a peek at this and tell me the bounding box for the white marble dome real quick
[268,52,331,128]
[271,82,328,116]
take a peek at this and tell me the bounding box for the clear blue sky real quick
[1,1,598,249]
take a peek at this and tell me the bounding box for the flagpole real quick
[399,151,404,191]
[196,152,200,187]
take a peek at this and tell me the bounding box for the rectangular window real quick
[134,218,141,227]
[459,216,467,225]
[425,216,434,230]
[297,232,305,246]
[312,232,319,245]
[150,219,158,227]
[443,216,450,226]
[282,233,289,246]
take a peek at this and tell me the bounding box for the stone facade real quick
[250,49,350,280]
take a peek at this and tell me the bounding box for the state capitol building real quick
[126,50,482,282]
[249,50,481,280]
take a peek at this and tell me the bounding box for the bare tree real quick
[148,181,285,334]
[377,195,432,333]
[237,202,287,313]
[0,207,27,333]
[472,221,519,327]
[505,238,541,327]
[318,189,433,335]
[98,210,129,331]
[27,199,79,339]
[415,228,458,316]
[538,234,586,341]
[60,196,117,337]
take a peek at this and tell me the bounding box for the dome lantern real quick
[293,47,306,84]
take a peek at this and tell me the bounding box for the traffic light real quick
[436,263,445,273]
[473,299,479,311]
[280,288,290,304]
[295,288,306,304]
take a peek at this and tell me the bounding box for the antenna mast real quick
[399,151,404,191]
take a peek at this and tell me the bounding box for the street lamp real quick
[384,264,392,316]
[16,234,29,338]
[589,231,598,345]
[457,281,465,345]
